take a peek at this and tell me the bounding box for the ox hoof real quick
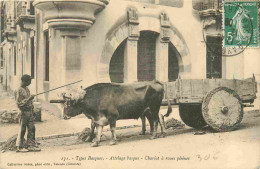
[85,135,95,142]
[109,140,117,145]
[63,115,71,120]
[91,141,100,147]
[149,135,158,140]
[139,131,146,135]
[160,132,166,138]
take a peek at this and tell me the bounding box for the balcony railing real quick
[15,1,35,30]
[193,0,222,11]
[199,1,222,10]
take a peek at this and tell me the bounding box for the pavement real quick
[0,106,178,143]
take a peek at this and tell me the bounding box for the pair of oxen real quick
[51,81,172,147]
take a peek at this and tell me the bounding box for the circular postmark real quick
[202,3,254,57]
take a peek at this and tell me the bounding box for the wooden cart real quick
[163,76,257,132]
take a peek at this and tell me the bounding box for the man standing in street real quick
[16,74,41,152]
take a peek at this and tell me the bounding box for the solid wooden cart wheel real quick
[202,87,243,132]
[179,104,207,129]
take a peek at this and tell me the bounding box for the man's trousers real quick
[16,110,36,147]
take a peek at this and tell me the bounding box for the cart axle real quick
[221,106,229,114]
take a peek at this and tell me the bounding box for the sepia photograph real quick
[0,0,259,168]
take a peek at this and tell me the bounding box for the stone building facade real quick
[0,0,35,92]
[1,0,259,112]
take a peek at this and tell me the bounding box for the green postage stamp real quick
[223,1,259,47]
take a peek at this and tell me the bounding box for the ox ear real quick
[58,92,71,99]
[63,93,72,99]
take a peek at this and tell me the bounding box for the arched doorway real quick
[100,16,191,82]
[109,31,181,83]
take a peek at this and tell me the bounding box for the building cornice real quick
[33,0,109,30]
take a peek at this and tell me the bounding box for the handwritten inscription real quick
[196,152,219,162]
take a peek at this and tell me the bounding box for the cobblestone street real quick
[1,107,259,169]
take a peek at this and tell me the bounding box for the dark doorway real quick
[31,37,34,78]
[14,46,16,76]
[168,43,180,81]
[137,31,158,81]
[44,31,49,81]
[109,40,126,83]
[206,36,222,79]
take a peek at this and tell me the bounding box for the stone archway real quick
[98,16,191,82]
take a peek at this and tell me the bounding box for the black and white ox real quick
[51,81,172,147]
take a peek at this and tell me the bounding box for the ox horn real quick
[50,99,66,103]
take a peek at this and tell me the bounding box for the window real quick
[0,48,3,68]
[19,48,23,75]
[31,37,34,78]
[14,46,16,75]
[44,31,49,81]
[0,5,5,43]
[66,37,81,70]
[30,1,35,15]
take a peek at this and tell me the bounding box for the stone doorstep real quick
[0,124,143,146]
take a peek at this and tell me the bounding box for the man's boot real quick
[27,146,41,152]
[16,147,29,153]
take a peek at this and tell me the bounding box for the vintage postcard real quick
[0,0,259,169]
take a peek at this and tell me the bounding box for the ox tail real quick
[164,88,172,117]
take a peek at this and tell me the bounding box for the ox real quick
[53,81,172,147]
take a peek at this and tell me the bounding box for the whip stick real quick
[35,80,82,96]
